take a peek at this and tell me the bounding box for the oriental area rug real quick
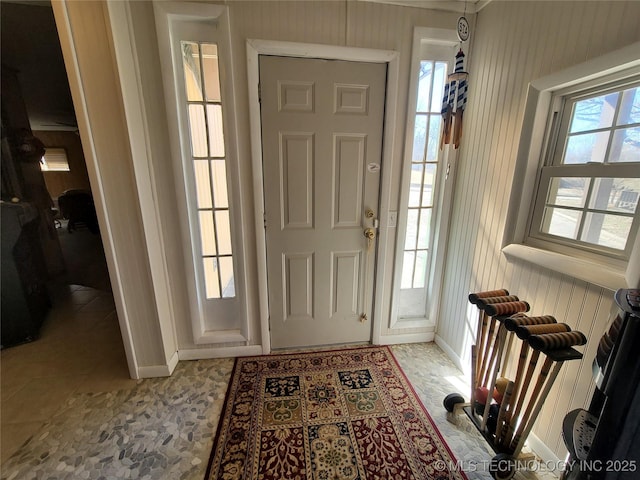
[204,346,467,480]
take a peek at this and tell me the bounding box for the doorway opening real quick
[0,3,131,459]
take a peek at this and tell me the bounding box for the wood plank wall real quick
[437,0,640,458]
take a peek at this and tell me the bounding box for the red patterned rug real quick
[204,346,466,480]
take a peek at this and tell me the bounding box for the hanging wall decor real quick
[440,9,470,150]
[440,48,469,149]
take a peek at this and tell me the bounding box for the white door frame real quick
[246,40,400,353]
[52,0,141,378]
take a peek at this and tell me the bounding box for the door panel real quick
[333,134,365,228]
[280,133,314,229]
[260,55,386,348]
[283,252,313,320]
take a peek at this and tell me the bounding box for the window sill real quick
[502,243,630,291]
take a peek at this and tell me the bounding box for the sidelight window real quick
[181,41,235,298]
[394,53,450,323]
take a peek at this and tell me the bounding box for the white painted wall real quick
[52,0,170,376]
[436,0,640,460]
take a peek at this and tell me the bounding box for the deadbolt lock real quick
[365,209,375,219]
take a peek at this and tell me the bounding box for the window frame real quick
[154,2,249,344]
[40,147,70,172]
[390,27,460,330]
[527,77,640,263]
[180,40,236,300]
[503,42,640,290]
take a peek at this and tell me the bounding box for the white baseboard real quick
[167,350,179,374]
[526,432,562,465]
[376,332,435,345]
[177,344,263,361]
[434,334,469,375]
[136,350,179,378]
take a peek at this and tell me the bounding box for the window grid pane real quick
[541,176,639,252]
[201,43,221,102]
[206,104,225,157]
[617,86,640,126]
[416,62,432,113]
[182,40,234,299]
[562,81,640,166]
[182,42,203,102]
[194,160,213,208]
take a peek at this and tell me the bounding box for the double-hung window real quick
[529,78,640,263]
[504,44,640,289]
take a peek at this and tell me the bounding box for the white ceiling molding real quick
[361,0,493,14]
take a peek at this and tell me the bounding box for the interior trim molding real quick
[51,0,141,379]
[178,344,263,361]
[377,332,435,346]
[246,38,400,352]
[137,351,179,378]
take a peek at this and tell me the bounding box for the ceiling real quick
[1,0,77,131]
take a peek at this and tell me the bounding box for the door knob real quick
[365,209,379,228]
[363,228,375,240]
[364,228,376,252]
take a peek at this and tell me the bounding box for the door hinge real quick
[258,83,262,103]
[263,212,267,229]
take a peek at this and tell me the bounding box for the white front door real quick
[260,55,387,349]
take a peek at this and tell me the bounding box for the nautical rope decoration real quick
[440,48,469,149]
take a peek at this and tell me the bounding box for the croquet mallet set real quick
[444,288,588,479]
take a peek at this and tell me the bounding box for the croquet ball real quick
[487,404,500,435]
[443,393,465,413]
[495,377,509,395]
[475,387,490,405]
[474,387,491,415]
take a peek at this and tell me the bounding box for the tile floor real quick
[1,284,560,480]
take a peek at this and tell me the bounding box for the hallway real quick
[1,284,133,463]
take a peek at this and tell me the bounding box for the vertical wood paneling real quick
[437,0,640,460]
